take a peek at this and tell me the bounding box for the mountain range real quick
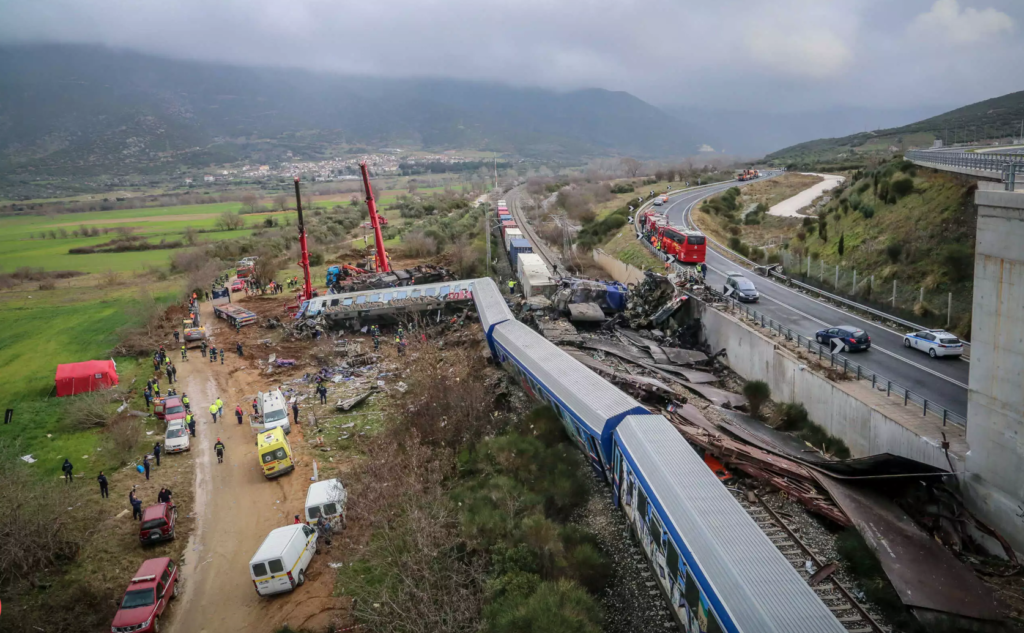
[0,44,701,179]
[765,90,1024,163]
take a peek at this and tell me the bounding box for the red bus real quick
[654,226,706,264]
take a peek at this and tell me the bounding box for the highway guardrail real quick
[906,149,1024,173]
[701,287,967,429]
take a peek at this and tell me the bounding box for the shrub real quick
[890,176,914,198]
[885,240,903,263]
[795,230,807,241]
[940,243,973,282]
[877,180,889,201]
[727,225,742,237]
[859,204,875,219]
[307,250,325,267]
[484,579,603,633]
[802,216,814,228]
[742,380,771,418]
[610,183,634,194]
[727,236,742,251]
[743,214,761,225]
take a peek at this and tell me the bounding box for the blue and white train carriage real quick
[469,278,845,633]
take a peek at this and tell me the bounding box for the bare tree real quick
[273,194,289,212]
[621,157,642,178]
[183,226,198,246]
[449,238,478,278]
[251,254,282,287]
[240,193,260,214]
[215,211,245,231]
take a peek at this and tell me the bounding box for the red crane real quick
[293,177,314,301]
[360,162,391,273]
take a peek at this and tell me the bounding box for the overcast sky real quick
[1,0,1021,113]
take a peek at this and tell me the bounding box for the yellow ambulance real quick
[257,427,294,478]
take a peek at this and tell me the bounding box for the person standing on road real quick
[209,402,219,423]
[318,384,327,405]
[210,347,217,363]
[507,279,516,295]
[153,381,160,397]
[144,387,153,410]
[235,405,244,425]
[143,455,151,481]
[214,438,225,463]
[165,363,174,384]
[237,342,243,357]
[182,393,190,413]
[153,441,162,467]
[171,363,178,383]
[187,413,196,437]
[216,397,224,417]
[97,471,109,498]
[62,458,73,483]
[201,341,207,358]
[291,401,300,426]
[181,346,187,361]
[173,330,180,343]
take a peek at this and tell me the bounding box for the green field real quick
[0,283,179,477]
[0,202,313,273]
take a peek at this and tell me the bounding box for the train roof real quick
[616,415,845,633]
[303,279,476,316]
[472,277,513,334]
[491,320,646,439]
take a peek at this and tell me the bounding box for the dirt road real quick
[165,300,344,633]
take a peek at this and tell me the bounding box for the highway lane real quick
[659,190,970,418]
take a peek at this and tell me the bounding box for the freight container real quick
[508,239,533,268]
[503,228,524,251]
[516,252,548,280]
[520,263,556,299]
[501,219,517,235]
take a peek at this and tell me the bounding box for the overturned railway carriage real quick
[301,280,476,329]
[470,277,845,633]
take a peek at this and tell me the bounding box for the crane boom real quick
[293,177,314,301]
[360,162,391,273]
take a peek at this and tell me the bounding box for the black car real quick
[724,273,759,302]
[816,325,871,351]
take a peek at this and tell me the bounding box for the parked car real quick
[249,523,318,596]
[903,329,964,358]
[139,503,177,545]
[164,421,190,454]
[111,557,179,633]
[230,279,245,292]
[815,325,871,352]
[153,396,186,425]
[724,272,759,302]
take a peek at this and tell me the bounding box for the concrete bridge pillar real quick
[965,182,1024,552]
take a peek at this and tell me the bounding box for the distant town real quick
[189,152,470,185]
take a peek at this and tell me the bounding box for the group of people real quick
[242,277,285,296]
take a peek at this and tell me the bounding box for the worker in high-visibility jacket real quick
[209,402,219,424]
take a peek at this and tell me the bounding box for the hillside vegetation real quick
[767,90,1024,165]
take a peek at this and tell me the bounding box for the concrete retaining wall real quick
[699,304,959,472]
[593,249,646,285]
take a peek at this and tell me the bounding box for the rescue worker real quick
[214,438,225,463]
[171,363,178,383]
[144,386,153,410]
[291,401,300,425]
[318,384,327,405]
[62,458,74,483]
[158,487,173,504]
[209,347,217,363]
[252,398,259,415]
[235,404,244,425]
[181,345,188,361]
[507,279,516,294]
[97,471,109,498]
[182,393,190,413]
[209,402,219,423]
[130,489,143,520]
[153,441,162,467]
[186,413,196,437]
[216,397,224,417]
[165,363,174,384]
[294,515,302,524]
[143,455,151,481]
[153,381,160,397]
[201,341,207,358]
[372,335,380,351]
[173,330,180,343]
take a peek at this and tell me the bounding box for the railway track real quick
[732,490,888,633]
[505,186,561,272]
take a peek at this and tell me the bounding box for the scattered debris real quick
[20,454,36,464]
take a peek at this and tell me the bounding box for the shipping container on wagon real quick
[503,228,524,252]
[508,239,533,268]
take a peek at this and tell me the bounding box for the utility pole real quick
[484,205,491,280]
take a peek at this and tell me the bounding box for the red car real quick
[230,279,245,292]
[139,503,177,545]
[111,557,179,633]
[153,396,185,425]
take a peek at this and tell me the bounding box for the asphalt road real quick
[659,187,970,418]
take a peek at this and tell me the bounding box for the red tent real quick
[55,360,119,397]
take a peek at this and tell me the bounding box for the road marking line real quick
[705,260,969,390]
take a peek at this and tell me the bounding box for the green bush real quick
[859,204,875,219]
[484,580,603,633]
[742,380,771,418]
[885,240,903,263]
[610,183,634,194]
[940,243,973,282]
[307,250,324,266]
[728,225,742,236]
[728,236,742,251]
[743,214,761,225]
[890,176,914,198]
[877,180,889,201]
[802,216,814,227]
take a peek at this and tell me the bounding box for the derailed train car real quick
[470,277,845,633]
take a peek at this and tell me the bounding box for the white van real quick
[256,389,291,434]
[249,524,317,596]
[304,479,348,530]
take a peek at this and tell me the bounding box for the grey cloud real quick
[0,0,1021,112]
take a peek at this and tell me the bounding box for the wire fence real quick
[701,287,967,429]
[780,251,972,335]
